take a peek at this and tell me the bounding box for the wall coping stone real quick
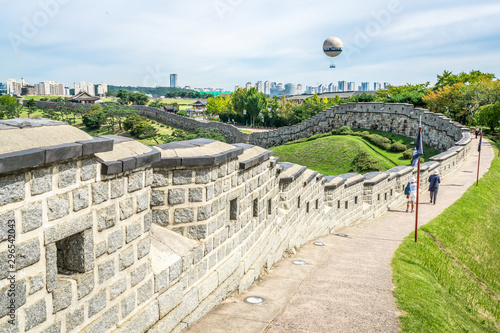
[430,150,458,162]
[363,172,389,186]
[278,162,307,183]
[303,170,319,186]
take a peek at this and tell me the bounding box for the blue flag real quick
[411,129,423,167]
[470,109,473,117]
[478,134,482,152]
[387,93,391,99]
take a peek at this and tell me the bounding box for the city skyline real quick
[1,1,499,90]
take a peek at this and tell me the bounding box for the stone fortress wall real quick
[1,103,472,332]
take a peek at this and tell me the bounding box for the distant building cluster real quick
[2,78,108,97]
[237,80,391,97]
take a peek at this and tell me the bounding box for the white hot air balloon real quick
[323,37,343,68]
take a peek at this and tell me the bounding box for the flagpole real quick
[415,127,422,243]
[476,131,482,186]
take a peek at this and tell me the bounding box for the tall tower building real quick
[338,81,347,92]
[373,82,382,91]
[245,82,252,89]
[361,82,370,91]
[170,74,178,88]
[264,81,271,95]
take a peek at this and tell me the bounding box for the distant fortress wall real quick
[2,103,473,332]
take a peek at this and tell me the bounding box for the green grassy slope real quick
[392,142,500,332]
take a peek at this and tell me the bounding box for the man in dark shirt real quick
[428,170,441,204]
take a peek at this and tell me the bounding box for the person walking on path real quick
[475,127,480,139]
[428,170,441,204]
[405,177,417,213]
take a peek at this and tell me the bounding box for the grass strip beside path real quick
[392,142,500,332]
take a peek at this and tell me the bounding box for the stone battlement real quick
[0,109,472,332]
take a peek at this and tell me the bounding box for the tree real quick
[434,70,496,90]
[476,102,500,131]
[376,83,429,107]
[82,105,107,129]
[0,95,18,106]
[138,125,160,143]
[26,99,37,118]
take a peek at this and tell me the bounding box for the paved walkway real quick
[185,141,494,333]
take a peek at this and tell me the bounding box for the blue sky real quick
[1,0,500,90]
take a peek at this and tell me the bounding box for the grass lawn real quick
[269,135,397,175]
[392,140,500,332]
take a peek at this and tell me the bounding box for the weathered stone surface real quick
[31,167,52,196]
[88,289,107,317]
[168,189,185,205]
[197,205,211,221]
[188,225,208,239]
[95,241,106,258]
[16,238,40,270]
[0,318,19,333]
[119,246,135,271]
[81,158,97,181]
[154,268,169,293]
[110,278,127,300]
[58,162,77,188]
[138,237,151,260]
[151,190,165,206]
[21,201,42,233]
[174,208,194,224]
[45,213,93,244]
[152,210,169,227]
[108,229,124,254]
[0,279,26,318]
[120,198,134,220]
[98,259,116,283]
[115,300,158,333]
[131,263,148,287]
[97,205,116,232]
[0,211,14,242]
[25,298,47,330]
[55,228,94,273]
[137,279,153,305]
[52,279,73,313]
[169,258,182,281]
[195,168,210,184]
[173,170,192,185]
[158,281,183,317]
[46,243,57,292]
[126,221,142,243]
[121,293,136,319]
[47,193,70,221]
[111,179,125,199]
[75,271,94,299]
[145,168,154,186]
[42,322,61,333]
[92,182,109,204]
[29,273,44,295]
[66,306,84,332]
[137,192,149,212]
[152,171,169,187]
[206,185,214,200]
[72,187,89,212]
[128,171,144,193]
[189,188,203,202]
[144,212,152,232]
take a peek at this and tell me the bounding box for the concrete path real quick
[185,140,494,333]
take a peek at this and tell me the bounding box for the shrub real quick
[123,115,148,131]
[177,110,188,117]
[365,134,392,150]
[351,150,383,173]
[339,126,351,134]
[130,120,152,136]
[389,142,407,152]
[403,149,413,159]
[82,109,106,129]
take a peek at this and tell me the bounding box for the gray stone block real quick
[72,187,89,212]
[152,171,169,187]
[0,174,25,206]
[52,279,73,313]
[89,289,107,317]
[81,158,97,181]
[77,137,114,155]
[75,271,94,299]
[99,259,116,284]
[137,192,149,212]
[131,263,148,287]
[25,298,47,330]
[188,225,208,239]
[108,229,123,254]
[174,208,194,224]
[100,161,123,175]
[21,201,42,233]
[151,190,165,206]
[92,182,109,205]
[95,241,106,258]
[145,168,154,186]
[137,279,153,305]
[54,228,94,273]
[206,185,214,201]
[158,281,184,318]
[46,243,57,292]
[0,148,45,175]
[119,198,134,220]
[189,188,203,202]
[144,212,152,232]
[0,318,19,333]
[119,246,135,271]
[169,258,182,281]
[31,167,52,196]
[173,170,192,185]
[121,157,137,172]
[0,279,26,318]
[66,306,84,332]
[110,179,125,199]
[121,293,136,319]
[115,300,158,333]
[47,193,70,221]
[42,322,61,333]
[100,305,120,331]
[29,273,44,295]
[154,268,169,293]
[110,277,127,300]
[197,205,211,221]
[97,205,116,232]
[195,168,210,184]
[58,162,77,188]
[44,143,82,163]
[0,211,14,242]
[16,238,40,270]
[126,221,142,243]
[168,189,185,205]
[128,171,144,193]
[138,237,151,260]
[152,210,169,227]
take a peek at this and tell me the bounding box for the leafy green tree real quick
[26,99,37,118]
[376,83,429,107]
[476,102,500,131]
[0,95,18,106]
[138,125,160,143]
[177,110,188,117]
[82,108,107,129]
[434,70,496,90]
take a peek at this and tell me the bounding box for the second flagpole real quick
[415,127,422,243]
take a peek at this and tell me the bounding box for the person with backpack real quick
[405,177,417,213]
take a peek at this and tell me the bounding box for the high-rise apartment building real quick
[373,82,382,91]
[338,81,347,92]
[383,82,391,89]
[347,82,356,91]
[6,78,23,95]
[170,74,178,88]
[361,82,370,91]
[245,82,252,89]
[264,81,271,95]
